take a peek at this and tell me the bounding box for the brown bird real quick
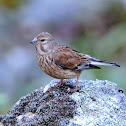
[30,32,120,92]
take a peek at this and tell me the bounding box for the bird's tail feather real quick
[89,57,120,67]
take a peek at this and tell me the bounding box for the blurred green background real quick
[0,0,126,114]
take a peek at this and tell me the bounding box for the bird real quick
[30,32,120,92]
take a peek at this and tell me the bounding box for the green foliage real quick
[95,23,126,59]
[0,0,26,10]
[0,93,9,114]
[0,93,7,106]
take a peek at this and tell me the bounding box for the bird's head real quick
[30,32,54,44]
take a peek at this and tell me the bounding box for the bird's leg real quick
[55,79,64,86]
[60,79,63,84]
[70,76,79,93]
[75,76,79,91]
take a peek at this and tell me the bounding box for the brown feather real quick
[54,45,82,69]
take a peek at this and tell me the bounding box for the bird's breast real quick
[36,53,80,79]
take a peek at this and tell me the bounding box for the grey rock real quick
[0,79,126,126]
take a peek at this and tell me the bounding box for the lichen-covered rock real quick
[69,80,126,126]
[0,79,126,126]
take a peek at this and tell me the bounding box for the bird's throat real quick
[36,43,52,55]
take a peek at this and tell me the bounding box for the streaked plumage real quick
[30,32,120,92]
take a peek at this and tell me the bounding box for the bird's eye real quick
[40,39,45,42]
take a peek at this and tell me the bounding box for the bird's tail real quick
[89,57,120,67]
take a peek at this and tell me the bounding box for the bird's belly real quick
[41,63,79,79]
[37,57,79,79]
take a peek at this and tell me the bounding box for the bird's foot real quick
[54,79,70,87]
[69,86,78,93]
[61,80,70,84]
[54,81,62,86]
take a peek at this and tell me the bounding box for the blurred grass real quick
[0,93,10,114]
[95,23,126,59]
[0,0,25,10]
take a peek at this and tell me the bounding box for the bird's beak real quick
[30,37,37,43]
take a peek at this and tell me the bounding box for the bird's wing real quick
[53,47,81,69]
[53,45,93,70]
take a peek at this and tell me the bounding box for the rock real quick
[0,79,126,126]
